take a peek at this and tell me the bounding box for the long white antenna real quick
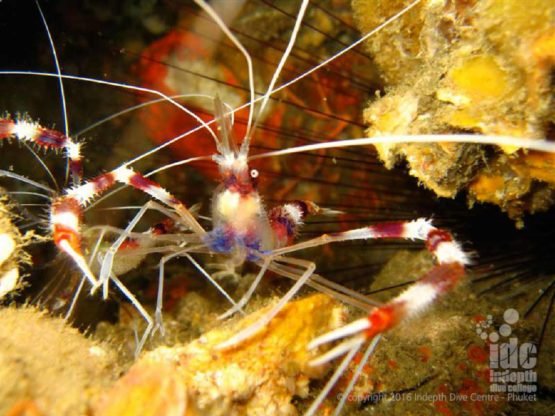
[248,134,555,160]
[35,0,73,185]
[35,0,69,138]
[193,0,254,142]
[242,0,310,156]
[1,71,220,163]
[0,0,424,167]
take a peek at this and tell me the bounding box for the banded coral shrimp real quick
[1,0,555,415]
[0,0,392,351]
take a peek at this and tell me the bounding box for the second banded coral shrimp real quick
[2,0,555,414]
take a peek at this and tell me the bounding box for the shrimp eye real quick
[250,169,259,179]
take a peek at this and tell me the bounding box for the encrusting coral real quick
[96,294,346,416]
[353,0,555,225]
[0,306,118,416]
[0,195,33,300]
[0,294,346,416]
